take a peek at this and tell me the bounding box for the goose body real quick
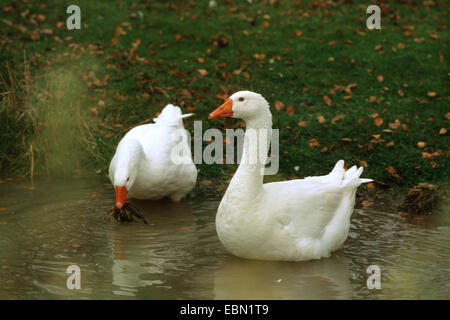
[109,104,197,207]
[209,91,372,261]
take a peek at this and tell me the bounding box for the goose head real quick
[113,140,141,209]
[209,91,271,125]
[114,166,138,209]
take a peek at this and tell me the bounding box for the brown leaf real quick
[427,91,437,97]
[317,115,326,123]
[297,121,307,127]
[445,112,450,120]
[111,37,118,45]
[309,138,320,147]
[385,166,400,178]
[417,141,426,149]
[253,53,266,60]
[376,75,384,82]
[439,128,447,135]
[422,150,442,160]
[331,114,345,124]
[198,69,208,76]
[388,119,400,129]
[429,33,438,40]
[286,106,295,115]
[397,89,404,97]
[323,95,332,106]
[30,31,39,40]
[274,100,285,111]
[362,200,374,207]
[295,30,303,37]
[374,117,384,127]
[358,159,368,167]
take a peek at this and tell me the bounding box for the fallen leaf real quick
[180,226,190,231]
[417,141,426,149]
[397,89,404,97]
[71,243,82,248]
[30,31,39,40]
[374,117,384,127]
[429,33,438,40]
[198,69,208,76]
[439,128,447,135]
[422,150,441,159]
[297,121,307,127]
[274,100,285,111]
[295,30,303,37]
[286,106,295,115]
[323,95,332,106]
[366,182,375,189]
[385,166,400,178]
[317,115,326,123]
[358,159,368,167]
[427,91,437,97]
[331,114,345,124]
[362,200,374,207]
[309,138,320,147]
[0,208,6,211]
[111,37,118,45]
[376,75,384,82]
[253,53,266,60]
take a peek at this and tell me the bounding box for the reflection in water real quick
[110,199,197,297]
[0,178,448,299]
[214,254,352,299]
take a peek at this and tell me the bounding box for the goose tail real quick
[330,160,373,188]
[153,104,193,127]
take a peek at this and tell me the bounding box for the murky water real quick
[0,178,448,299]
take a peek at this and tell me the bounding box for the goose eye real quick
[238,97,244,102]
[126,177,130,182]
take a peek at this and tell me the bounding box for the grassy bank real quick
[0,0,448,196]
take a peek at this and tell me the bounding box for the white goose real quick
[209,91,372,261]
[109,104,197,209]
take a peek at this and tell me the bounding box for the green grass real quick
[0,0,448,193]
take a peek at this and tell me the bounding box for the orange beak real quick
[115,186,128,209]
[208,98,234,119]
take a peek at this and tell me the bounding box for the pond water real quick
[0,178,448,299]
